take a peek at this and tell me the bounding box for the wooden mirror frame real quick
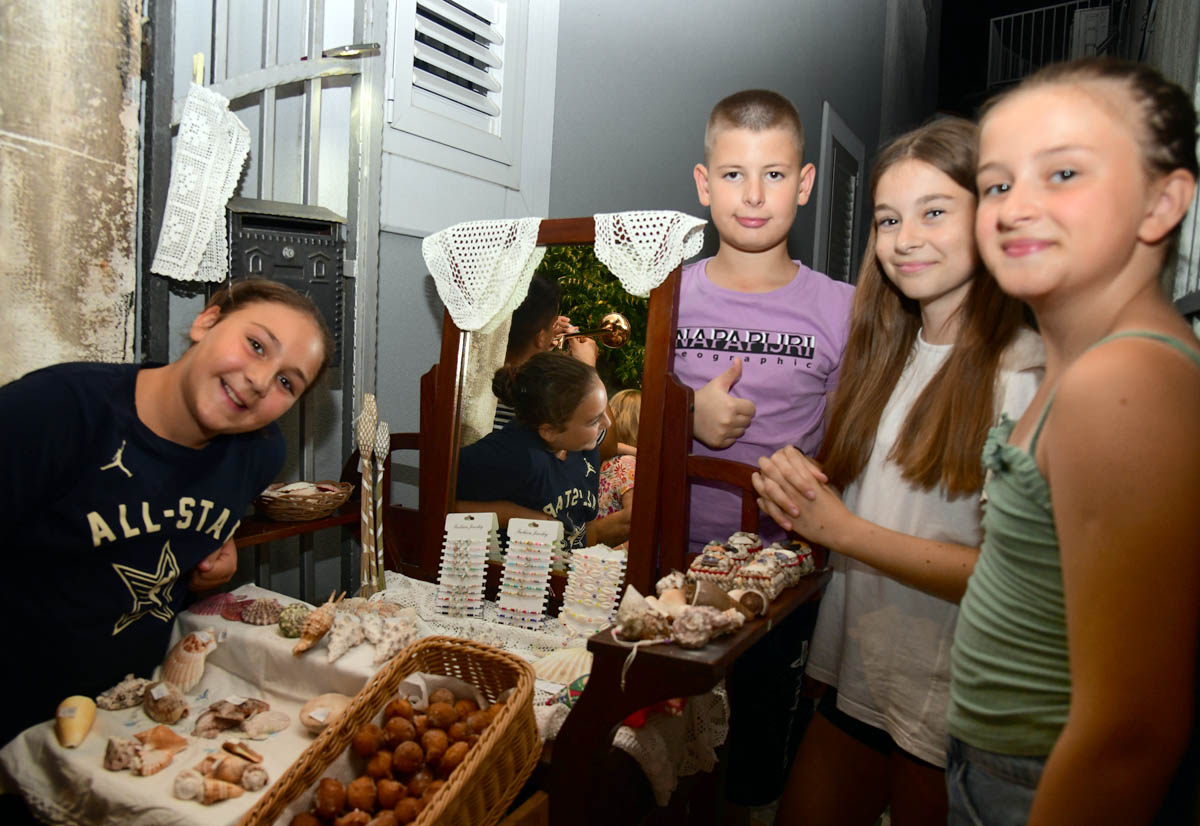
[412,217,683,595]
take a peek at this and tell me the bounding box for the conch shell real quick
[240,763,269,791]
[200,777,244,805]
[326,612,365,663]
[133,746,174,777]
[292,591,343,655]
[104,737,139,771]
[371,619,420,665]
[613,586,672,642]
[54,695,96,748]
[162,629,219,692]
[134,724,189,754]
[173,768,205,801]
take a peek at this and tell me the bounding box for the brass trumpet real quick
[558,312,632,349]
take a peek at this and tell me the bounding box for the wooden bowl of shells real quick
[255,481,354,522]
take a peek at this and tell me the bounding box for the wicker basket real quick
[239,636,540,826]
[254,481,354,522]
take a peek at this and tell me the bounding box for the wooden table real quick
[548,567,831,826]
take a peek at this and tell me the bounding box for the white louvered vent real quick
[387,0,529,186]
[413,0,503,117]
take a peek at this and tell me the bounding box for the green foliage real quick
[536,245,648,391]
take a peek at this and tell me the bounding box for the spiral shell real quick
[173,768,204,801]
[143,681,189,724]
[278,602,311,638]
[240,763,269,791]
[292,592,342,655]
[133,724,189,754]
[200,777,244,805]
[162,629,219,692]
[371,619,420,665]
[240,597,283,625]
[326,613,365,663]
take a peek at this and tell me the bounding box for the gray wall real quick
[548,0,901,263]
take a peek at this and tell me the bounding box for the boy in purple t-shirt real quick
[679,90,854,552]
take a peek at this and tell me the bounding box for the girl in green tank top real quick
[946,58,1200,826]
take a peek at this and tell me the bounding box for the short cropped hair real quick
[704,89,805,162]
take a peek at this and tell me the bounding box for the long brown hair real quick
[818,117,1028,497]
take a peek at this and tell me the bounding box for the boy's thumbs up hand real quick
[693,360,757,449]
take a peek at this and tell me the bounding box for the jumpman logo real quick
[583,458,596,477]
[100,440,133,478]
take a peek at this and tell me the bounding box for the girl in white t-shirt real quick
[752,118,1044,825]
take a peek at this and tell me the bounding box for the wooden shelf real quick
[233,501,359,548]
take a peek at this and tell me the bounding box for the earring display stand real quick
[434,512,496,618]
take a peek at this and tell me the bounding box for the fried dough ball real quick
[376,778,407,809]
[346,776,377,813]
[453,699,478,719]
[366,812,399,826]
[352,723,385,759]
[393,798,419,824]
[334,812,371,826]
[405,768,434,798]
[428,688,456,706]
[440,741,470,777]
[465,710,492,736]
[392,740,424,774]
[314,777,347,820]
[383,698,414,722]
[420,729,449,767]
[426,702,459,729]
[383,716,417,749]
[446,721,469,743]
[423,780,445,800]
[412,714,429,740]
[290,814,321,826]
[366,749,393,779]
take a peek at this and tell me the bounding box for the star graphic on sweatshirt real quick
[111,542,180,635]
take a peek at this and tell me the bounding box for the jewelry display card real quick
[434,512,497,618]
[560,544,627,637]
[496,519,561,630]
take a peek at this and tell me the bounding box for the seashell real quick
[277,602,312,638]
[220,596,255,622]
[162,629,219,692]
[655,570,686,596]
[55,695,96,748]
[193,697,269,738]
[200,777,244,805]
[213,754,250,784]
[195,754,224,776]
[725,588,766,618]
[240,763,269,791]
[134,724,189,755]
[276,481,318,494]
[326,612,365,663]
[241,597,283,625]
[299,693,352,734]
[143,681,189,724]
[368,601,411,619]
[360,612,386,645]
[239,709,289,740]
[173,768,204,801]
[371,619,420,665]
[656,588,689,618]
[103,737,139,771]
[532,647,593,685]
[672,605,745,649]
[192,710,229,739]
[292,592,343,655]
[223,739,263,763]
[733,557,787,600]
[767,540,816,580]
[133,746,174,776]
[335,596,369,614]
[187,592,236,616]
[96,674,153,710]
[727,531,763,554]
[614,586,672,642]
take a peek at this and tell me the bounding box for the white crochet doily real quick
[151,84,250,283]
[422,218,546,334]
[594,210,707,297]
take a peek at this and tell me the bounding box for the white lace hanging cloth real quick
[594,210,707,297]
[150,84,250,282]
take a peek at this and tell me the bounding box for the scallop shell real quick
[298,693,351,733]
[187,592,236,616]
[370,619,420,665]
[240,763,269,791]
[96,674,153,710]
[532,647,593,685]
[143,681,189,724]
[239,710,289,740]
[326,612,365,663]
[162,629,219,692]
[200,777,244,805]
[240,597,283,625]
[134,724,189,755]
[220,596,254,622]
[292,592,342,655]
[134,746,175,776]
[173,768,205,801]
[103,737,139,771]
